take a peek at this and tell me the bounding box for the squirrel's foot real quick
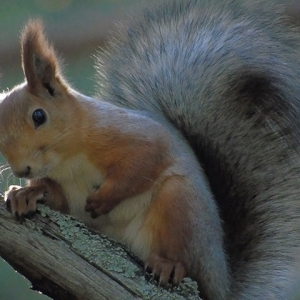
[145,253,186,286]
[5,185,47,221]
[85,193,116,217]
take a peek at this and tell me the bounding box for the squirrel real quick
[1,0,300,299]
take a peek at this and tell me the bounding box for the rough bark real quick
[0,198,200,300]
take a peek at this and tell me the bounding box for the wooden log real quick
[0,198,201,300]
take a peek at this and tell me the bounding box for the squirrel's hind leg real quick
[141,174,229,299]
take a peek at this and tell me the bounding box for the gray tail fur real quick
[95,0,300,299]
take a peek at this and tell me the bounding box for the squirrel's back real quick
[95,0,300,298]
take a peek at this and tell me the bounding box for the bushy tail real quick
[95,0,300,298]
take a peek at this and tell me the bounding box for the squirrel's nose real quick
[13,166,31,178]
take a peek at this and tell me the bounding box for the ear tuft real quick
[21,19,66,97]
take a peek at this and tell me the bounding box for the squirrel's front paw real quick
[5,185,47,221]
[145,253,186,286]
[85,192,116,218]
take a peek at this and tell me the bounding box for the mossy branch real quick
[0,198,200,300]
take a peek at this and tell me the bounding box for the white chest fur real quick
[50,153,153,260]
[50,153,103,217]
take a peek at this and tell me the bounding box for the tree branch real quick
[0,198,200,300]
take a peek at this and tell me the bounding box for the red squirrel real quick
[2,1,300,299]
[0,19,227,300]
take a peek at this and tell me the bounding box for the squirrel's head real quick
[0,20,85,179]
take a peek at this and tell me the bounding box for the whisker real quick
[0,162,10,172]
[0,166,11,176]
[36,105,87,154]
[0,164,10,170]
[7,172,14,182]
[40,126,82,154]
[142,176,155,183]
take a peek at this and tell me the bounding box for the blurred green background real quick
[0,0,300,299]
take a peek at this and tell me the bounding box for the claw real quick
[16,213,25,224]
[4,185,47,220]
[145,253,186,287]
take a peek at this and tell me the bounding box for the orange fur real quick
[21,20,67,96]
[29,178,69,213]
[0,20,226,295]
[143,176,192,284]
[85,125,171,216]
[5,178,68,218]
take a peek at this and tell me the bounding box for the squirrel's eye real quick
[32,109,47,128]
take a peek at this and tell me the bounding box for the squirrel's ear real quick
[21,19,67,98]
